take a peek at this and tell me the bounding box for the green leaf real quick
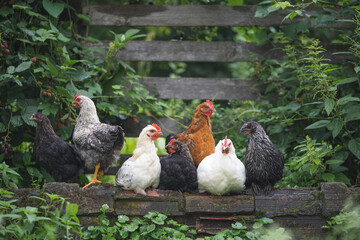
[7,66,15,74]
[46,58,58,77]
[335,77,358,86]
[310,165,318,175]
[11,115,23,127]
[65,203,78,217]
[324,98,335,116]
[348,139,360,161]
[56,86,72,98]
[38,103,58,116]
[22,105,38,127]
[334,173,351,185]
[326,160,344,165]
[345,112,360,122]
[231,222,247,230]
[252,221,263,229]
[315,14,335,27]
[0,123,5,132]
[75,13,91,22]
[337,96,360,105]
[58,33,70,42]
[42,0,65,18]
[327,118,343,138]
[118,215,129,223]
[321,173,335,182]
[283,20,311,37]
[15,61,32,72]
[0,6,14,17]
[305,120,330,130]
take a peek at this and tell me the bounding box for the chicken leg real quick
[82,163,102,189]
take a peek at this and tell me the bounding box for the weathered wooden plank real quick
[86,41,283,61]
[85,41,349,63]
[136,77,259,100]
[83,5,354,28]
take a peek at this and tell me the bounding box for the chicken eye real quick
[150,130,155,133]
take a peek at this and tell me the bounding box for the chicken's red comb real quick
[168,138,176,145]
[74,93,81,101]
[224,136,228,146]
[206,100,214,108]
[152,123,161,132]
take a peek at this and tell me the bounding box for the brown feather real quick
[176,101,215,166]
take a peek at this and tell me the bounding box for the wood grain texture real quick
[86,41,283,61]
[136,77,259,100]
[85,40,349,63]
[83,5,354,28]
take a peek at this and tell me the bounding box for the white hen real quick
[115,124,162,195]
[197,136,246,195]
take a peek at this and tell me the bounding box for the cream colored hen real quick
[116,124,162,195]
[197,136,246,195]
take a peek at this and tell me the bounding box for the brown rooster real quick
[177,100,215,166]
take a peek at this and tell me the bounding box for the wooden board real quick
[85,40,349,63]
[136,77,259,100]
[83,5,354,28]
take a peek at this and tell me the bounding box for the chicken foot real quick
[82,163,102,189]
[251,182,261,195]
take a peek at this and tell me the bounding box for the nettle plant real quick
[0,0,162,188]
[251,1,360,186]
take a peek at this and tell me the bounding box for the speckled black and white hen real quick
[158,139,198,192]
[30,113,84,182]
[240,121,284,195]
[72,94,125,189]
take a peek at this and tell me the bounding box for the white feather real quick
[197,138,246,195]
[115,125,161,195]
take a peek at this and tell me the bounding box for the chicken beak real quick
[158,131,163,136]
[29,114,36,121]
[211,107,216,112]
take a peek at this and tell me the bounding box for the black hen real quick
[30,113,84,182]
[165,134,176,154]
[240,121,284,195]
[158,139,197,192]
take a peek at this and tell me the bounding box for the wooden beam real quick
[86,41,282,62]
[85,41,349,63]
[136,77,259,100]
[83,5,354,28]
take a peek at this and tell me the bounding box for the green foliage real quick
[0,189,81,239]
[247,0,360,186]
[82,204,197,240]
[0,0,165,188]
[279,136,350,187]
[323,201,360,240]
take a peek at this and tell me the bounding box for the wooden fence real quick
[78,2,351,103]
[74,2,352,172]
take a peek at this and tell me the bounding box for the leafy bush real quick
[243,1,360,186]
[0,189,81,240]
[323,200,360,240]
[0,0,163,188]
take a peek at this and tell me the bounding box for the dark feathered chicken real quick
[165,134,176,154]
[30,113,84,182]
[240,121,284,195]
[158,139,198,192]
[72,94,125,189]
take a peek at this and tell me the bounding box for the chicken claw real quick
[252,182,260,195]
[82,163,102,189]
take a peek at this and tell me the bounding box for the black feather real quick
[240,121,284,194]
[158,141,197,192]
[31,113,84,182]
